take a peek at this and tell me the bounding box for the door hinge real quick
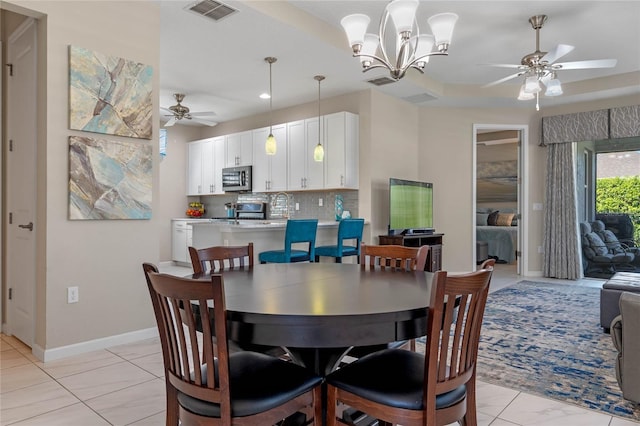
[516,250,522,257]
[6,64,13,76]
[9,212,12,224]
[9,139,13,152]
[9,288,12,300]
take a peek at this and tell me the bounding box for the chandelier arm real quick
[376,7,394,73]
[352,52,394,70]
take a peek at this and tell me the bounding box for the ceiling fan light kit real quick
[341,0,458,81]
[484,14,617,110]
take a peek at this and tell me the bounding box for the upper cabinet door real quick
[212,136,225,194]
[304,117,324,190]
[287,120,306,190]
[268,124,288,192]
[201,138,215,195]
[252,127,270,192]
[187,141,203,195]
[226,131,253,167]
[324,112,359,189]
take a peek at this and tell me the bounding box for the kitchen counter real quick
[189,219,366,262]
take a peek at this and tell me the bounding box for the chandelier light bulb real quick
[387,0,419,35]
[412,34,435,67]
[428,12,458,50]
[360,33,380,67]
[341,14,370,53]
[517,85,535,101]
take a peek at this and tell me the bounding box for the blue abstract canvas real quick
[69,45,153,139]
[69,136,152,220]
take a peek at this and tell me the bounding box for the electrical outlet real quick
[67,286,79,304]
[318,198,323,207]
[295,202,300,211]
[533,203,543,211]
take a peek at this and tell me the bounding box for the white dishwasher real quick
[172,219,193,264]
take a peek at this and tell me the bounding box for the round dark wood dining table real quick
[190,262,435,375]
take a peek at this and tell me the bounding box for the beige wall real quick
[5,0,161,353]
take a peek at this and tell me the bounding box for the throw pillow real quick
[496,213,515,226]
[487,210,500,226]
[477,213,489,226]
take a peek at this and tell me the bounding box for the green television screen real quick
[389,178,433,232]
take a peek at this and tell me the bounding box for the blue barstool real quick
[259,219,318,263]
[314,218,365,263]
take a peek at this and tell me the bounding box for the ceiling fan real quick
[483,15,617,106]
[161,93,218,127]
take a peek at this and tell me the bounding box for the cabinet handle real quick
[301,177,304,188]
[198,185,202,193]
[304,177,307,188]
[340,175,344,186]
[236,156,240,166]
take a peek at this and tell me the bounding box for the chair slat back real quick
[336,218,365,252]
[284,219,318,259]
[144,269,232,417]
[479,258,496,270]
[425,267,493,399]
[360,243,429,271]
[189,243,254,273]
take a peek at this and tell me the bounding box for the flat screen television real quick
[389,178,434,235]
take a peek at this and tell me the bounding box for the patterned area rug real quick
[476,280,640,421]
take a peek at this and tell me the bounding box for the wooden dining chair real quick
[189,243,254,273]
[142,265,323,426]
[325,267,493,426]
[360,243,428,271]
[346,243,430,359]
[186,245,288,359]
[479,257,496,270]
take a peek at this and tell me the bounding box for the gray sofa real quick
[611,292,640,404]
[600,272,640,332]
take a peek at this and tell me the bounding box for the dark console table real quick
[378,233,444,272]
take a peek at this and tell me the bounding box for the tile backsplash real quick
[199,191,359,221]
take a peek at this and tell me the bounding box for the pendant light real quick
[313,75,325,162]
[264,57,277,155]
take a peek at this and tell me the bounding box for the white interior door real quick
[6,18,37,347]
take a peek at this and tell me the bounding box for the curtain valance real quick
[541,105,640,145]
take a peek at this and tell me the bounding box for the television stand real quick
[378,233,444,272]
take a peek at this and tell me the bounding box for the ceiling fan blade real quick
[479,63,523,69]
[554,59,617,70]
[160,107,174,114]
[192,118,218,127]
[541,44,575,64]
[189,111,217,117]
[164,117,177,127]
[483,71,525,88]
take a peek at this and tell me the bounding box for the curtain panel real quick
[542,143,582,279]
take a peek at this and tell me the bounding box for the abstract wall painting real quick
[69,136,152,220]
[69,46,153,139]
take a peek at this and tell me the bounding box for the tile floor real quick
[1,263,638,425]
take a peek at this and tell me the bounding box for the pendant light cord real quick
[269,60,273,133]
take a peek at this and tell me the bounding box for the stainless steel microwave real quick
[222,166,252,192]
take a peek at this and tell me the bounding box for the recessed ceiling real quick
[160,1,640,126]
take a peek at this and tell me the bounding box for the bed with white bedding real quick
[476,225,518,263]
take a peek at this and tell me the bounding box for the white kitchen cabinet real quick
[187,141,204,196]
[225,131,253,167]
[172,220,193,264]
[287,119,324,190]
[324,112,359,189]
[252,124,287,192]
[187,137,224,195]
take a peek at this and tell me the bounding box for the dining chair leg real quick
[165,382,179,425]
[326,386,338,426]
[463,379,478,426]
[336,257,342,263]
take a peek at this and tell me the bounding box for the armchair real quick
[611,292,640,404]
[591,220,640,265]
[580,221,635,274]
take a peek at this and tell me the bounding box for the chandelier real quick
[340,0,458,80]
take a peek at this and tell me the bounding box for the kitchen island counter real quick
[190,220,367,261]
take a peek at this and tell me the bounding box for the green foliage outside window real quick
[596,176,640,244]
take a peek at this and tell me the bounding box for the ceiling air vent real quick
[403,93,437,104]
[366,76,397,86]
[185,0,238,22]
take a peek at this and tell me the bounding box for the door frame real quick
[472,124,529,276]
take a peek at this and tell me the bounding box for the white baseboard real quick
[36,327,159,362]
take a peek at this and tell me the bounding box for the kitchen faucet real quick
[272,192,291,219]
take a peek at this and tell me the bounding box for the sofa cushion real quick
[585,232,609,256]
